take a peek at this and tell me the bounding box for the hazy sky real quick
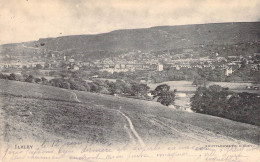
[0,0,259,44]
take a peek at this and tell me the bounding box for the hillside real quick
[0,79,259,147]
[28,22,260,51]
[1,22,260,58]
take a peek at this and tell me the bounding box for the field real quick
[0,79,260,148]
[149,80,260,93]
[208,82,260,91]
[148,81,196,92]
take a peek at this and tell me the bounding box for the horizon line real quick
[1,21,259,46]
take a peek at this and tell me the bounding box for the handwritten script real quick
[1,141,259,162]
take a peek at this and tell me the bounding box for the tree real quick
[58,82,69,89]
[0,73,8,79]
[8,73,17,80]
[152,84,176,106]
[68,80,80,90]
[99,87,110,94]
[131,83,150,98]
[88,82,99,92]
[191,86,260,126]
[82,82,91,91]
[34,78,41,83]
[157,91,176,106]
[192,76,206,86]
[41,77,48,85]
[152,84,170,96]
[36,64,43,69]
[16,75,24,81]
[25,75,34,83]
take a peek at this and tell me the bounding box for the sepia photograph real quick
[0,0,260,161]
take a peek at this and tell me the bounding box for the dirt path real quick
[149,117,205,142]
[71,92,145,147]
[117,107,146,147]
[61,89,81,102]
[70,91,81,102]
[94,104,146,147]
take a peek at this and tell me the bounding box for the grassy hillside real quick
[0,79,259,146]
[32,22,260,51]
[0,79,75,102]
[0,80,128,146]
[75,90,260,145]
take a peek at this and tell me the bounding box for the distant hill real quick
[1,22,260,57]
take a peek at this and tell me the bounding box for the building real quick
[157,64,164,71]
[225,67,233,76]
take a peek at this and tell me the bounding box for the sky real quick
[0,0,260,44]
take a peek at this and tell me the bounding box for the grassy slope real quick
[32,22,260,52]
[0,79,259,145]
[75,91,260,145]
[0,79,75,101]
[0,79,128,146]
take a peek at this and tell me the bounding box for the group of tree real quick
[0,73,43,83]
[0,72,153,100]
[0,72,176,106]
[47,78,153,100]
[151,84,176,106]
[191,85,260,126]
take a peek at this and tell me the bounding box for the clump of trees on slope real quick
[0,73,176,106]
[151,84,176,106]
[191,85,260,126]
